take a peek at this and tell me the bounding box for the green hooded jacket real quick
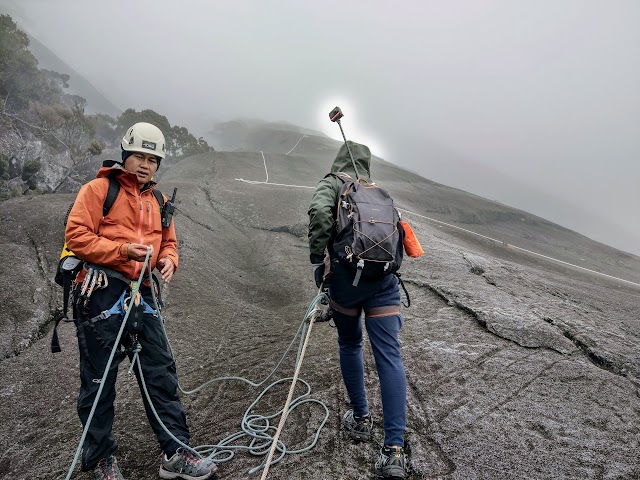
[307,141,372,263]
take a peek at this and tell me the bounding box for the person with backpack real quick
[65,122,217,480]
[307,140,408,479]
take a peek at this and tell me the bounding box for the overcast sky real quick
[4,0,640,255]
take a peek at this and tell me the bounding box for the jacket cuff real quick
[118,242,130,261]
[310,253,325,264]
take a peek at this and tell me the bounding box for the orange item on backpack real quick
[400,220,425,258]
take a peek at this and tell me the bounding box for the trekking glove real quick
[312,263,325,288]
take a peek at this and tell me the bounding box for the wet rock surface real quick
[0,134,639,479]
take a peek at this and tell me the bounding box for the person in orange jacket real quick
[65,122,217,480]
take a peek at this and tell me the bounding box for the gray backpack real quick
[330,172,404,286]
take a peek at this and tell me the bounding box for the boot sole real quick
[159,467,216,480]
[345,428,373,442]
[374,464,406,478]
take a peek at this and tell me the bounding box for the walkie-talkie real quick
[161,188,177,228]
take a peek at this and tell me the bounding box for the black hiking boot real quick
[93,455,125,480]
[342,409,373,442]
[374,445,406,479]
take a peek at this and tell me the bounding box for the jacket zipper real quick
[133,194,145,278]
[147,200,152,231]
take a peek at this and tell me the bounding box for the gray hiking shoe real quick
[159,448,217,479]
[374,445,406,479]
[93,455,125,480]
[342,409,373,441]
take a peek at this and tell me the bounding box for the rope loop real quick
[64,252,330,479]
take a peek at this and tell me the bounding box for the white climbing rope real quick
[259,297,323,479]
[64,253,330,478]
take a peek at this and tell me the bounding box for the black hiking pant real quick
[73,277,190,471]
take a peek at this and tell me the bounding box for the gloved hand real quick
[312,263,325,288]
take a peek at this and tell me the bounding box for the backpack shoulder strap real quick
[152,188,169,229]
[325,171,352,182]
[102,175,166,224]
[152,189,164,211]
[324,172,354,192]
[103,173,121,217]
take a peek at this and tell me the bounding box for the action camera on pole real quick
[329,106,344,122]
[328,106,360,179]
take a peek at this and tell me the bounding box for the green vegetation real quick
[0,14,59,111]
[8,184,22,198]
[0,152,8,181]
[0,14,212,197]
[117,108,214,159]
[87,140,103,156]
[21,158,41,180]
[0,13,102,180]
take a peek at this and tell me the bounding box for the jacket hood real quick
[330,141,371,179]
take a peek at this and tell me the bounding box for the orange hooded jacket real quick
[65,164,179,281]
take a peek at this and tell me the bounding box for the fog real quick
[4,0,639,255]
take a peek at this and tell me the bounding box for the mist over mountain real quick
[404,137,640,258]
[2,0,637,256]
[0,0,119,118]
[25,34,121,118]
[204,118,327,152]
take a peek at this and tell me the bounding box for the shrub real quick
[27,186,44,195]
[10,184,22,198]
[0,152,8,181]
[22,158,42,180]
[87,140,103,156]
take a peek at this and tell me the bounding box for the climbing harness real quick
[64,253,331,479]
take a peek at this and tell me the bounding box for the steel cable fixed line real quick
[285,135,307,156]
[64,251,330,479]
[232,156,636,287]
[235,151,268,184]
[235,150,316,189]
[397,205,640,288]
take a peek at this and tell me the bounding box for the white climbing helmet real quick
[121,122,166,159]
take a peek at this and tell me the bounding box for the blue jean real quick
[329,261,407,447]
